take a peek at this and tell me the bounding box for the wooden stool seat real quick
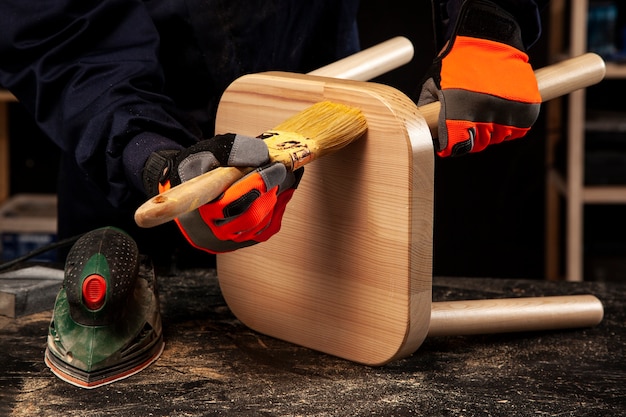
[215,72,434,366]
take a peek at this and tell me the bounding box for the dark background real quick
[357,1,551,280]
[7,1,553,279]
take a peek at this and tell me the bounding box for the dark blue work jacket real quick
[0,0,544,259]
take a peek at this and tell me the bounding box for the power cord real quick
[0,233,84,273]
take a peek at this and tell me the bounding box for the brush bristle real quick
[272,101,367,156]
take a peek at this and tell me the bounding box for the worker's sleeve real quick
[0,0,199,207]
[433,0,549,49]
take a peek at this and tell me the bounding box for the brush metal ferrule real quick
[262,130,318,170]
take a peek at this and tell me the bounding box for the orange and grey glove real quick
[143,133,302,254]
[418,0,542,157]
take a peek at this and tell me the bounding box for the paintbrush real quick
[134,101,367,228]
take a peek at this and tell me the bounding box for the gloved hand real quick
[142,133,302,254]
[418,0,542,157]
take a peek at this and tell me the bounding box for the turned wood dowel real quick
[309,36,414,81]
[428,294,604,337]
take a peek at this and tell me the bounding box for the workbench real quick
[1,268,624,416]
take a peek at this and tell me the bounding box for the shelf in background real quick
[548,169,626,203]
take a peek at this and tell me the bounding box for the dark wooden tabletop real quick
[1,267,624,417]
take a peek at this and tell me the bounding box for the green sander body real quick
[44,227,164,389]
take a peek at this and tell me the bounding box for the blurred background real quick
[3,1,625,282]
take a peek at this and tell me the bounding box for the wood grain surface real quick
[215,72,435,366]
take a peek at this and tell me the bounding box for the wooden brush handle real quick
[418,52,606,135]
[136,166,252,227]
[428,294,604,337]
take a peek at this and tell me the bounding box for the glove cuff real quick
[453,0,525,52]
[143,150,179,197]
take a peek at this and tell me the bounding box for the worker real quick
[1,0,549,389]
[0,0,547,266]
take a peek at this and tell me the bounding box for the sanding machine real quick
[44,226,164,389]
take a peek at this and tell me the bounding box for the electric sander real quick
[44,226,164,389]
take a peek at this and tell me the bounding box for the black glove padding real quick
[143,133,269,196]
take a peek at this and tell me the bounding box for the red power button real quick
[82,274,107,310]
